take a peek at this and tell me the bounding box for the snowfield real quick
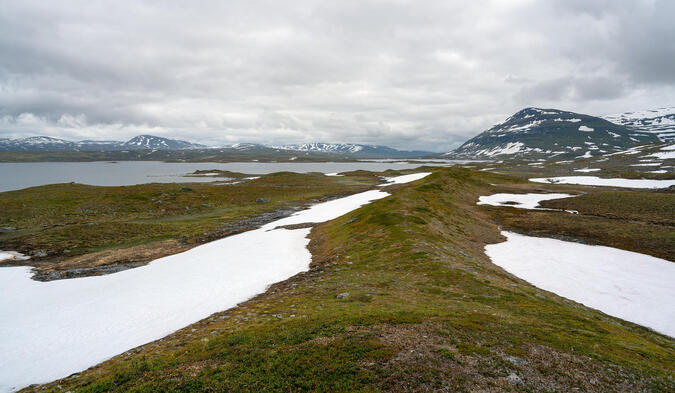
[573,168,601,172]
[0,174,427,392]
[648,150,675,160]
[530,176,675,189]
[378,172,431,186]
[477,193,575,210]
[486,231,675,338]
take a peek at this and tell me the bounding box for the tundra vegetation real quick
[17,167,674,392]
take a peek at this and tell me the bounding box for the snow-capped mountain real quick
[0,136,80,151]
[272,143,365,154]
[444,108,659,159]
[123,135,204,150]
[272,143,431,158]
[226,143,266,151]
[0,135,204,151]
[603,107,675,142]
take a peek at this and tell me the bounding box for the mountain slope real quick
[0,136,78,151]
[603,107,675,142]
[445,107,659,159]
[123,135,204,150]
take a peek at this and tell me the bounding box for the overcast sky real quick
[0,0,673,151]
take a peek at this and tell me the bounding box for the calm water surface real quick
[0,161,454,192]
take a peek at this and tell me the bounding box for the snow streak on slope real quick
[486,231,675,337]
[530,176,675,189]
[0,173,427,392]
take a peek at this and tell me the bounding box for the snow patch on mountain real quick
[271,143,364,153]
[604,107,675,142]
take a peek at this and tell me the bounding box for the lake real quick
[0,161,455,193]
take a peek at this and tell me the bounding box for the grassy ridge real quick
[30,168,674,392]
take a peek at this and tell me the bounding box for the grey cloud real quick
[0,0,673,151]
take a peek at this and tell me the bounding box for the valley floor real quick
[17,167,673,392]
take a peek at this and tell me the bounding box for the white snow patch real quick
[477,193,575,210]
[482,142,526,156]
[648,170,667,174]
[486,231,675,337]
[630,163,661,167]
[574,168,601,172]
[530,176,675,189]
[578,125,594,132]
[648,151,675,160]
[604,146,647,156]
[378,172,431,186]
[0,184,402,391]
[324,172,343,177]
[0,251,30,262]
[661,144,675,151]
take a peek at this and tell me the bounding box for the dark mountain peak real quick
[446,107,660,159]
[510,107,562,118]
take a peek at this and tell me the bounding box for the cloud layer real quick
[1,0,673,151]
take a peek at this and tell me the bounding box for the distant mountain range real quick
[269,143,430,158]
[0,135,432,158]
[603,107,675,142]
[0,135,205,152]
[443,107,660,159]
[3,106,672,161]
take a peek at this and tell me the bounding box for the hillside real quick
[604,107,675,142]
[444,108,659,159]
